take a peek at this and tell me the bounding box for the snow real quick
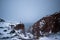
[39,20,45,28]
[19,33,29,39]
[39,37,51,40]
[0,22,10,27]
[11,37,22,40]
[39,36,60,40]
[0,22,34,40]
[27,33,34,38]
[0,22,60,40]
[39,33,60,40]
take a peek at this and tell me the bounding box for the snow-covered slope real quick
[39,32,60,40]
[0,22,34,40]
[0,22,10,27]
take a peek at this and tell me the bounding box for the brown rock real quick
[30,12,60,38]
[14,23,25,31]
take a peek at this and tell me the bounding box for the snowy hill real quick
[0,22,34,40]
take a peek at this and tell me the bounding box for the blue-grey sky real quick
[0,0,60,24]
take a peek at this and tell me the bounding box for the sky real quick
[0,0,60,24]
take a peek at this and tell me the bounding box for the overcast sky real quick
[0,0,60,24]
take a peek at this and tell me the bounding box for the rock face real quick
[14,23,25,34]
[14,23,25,30]
[0,18,5,22]
[30,12,60,39]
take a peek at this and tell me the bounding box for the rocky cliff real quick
[29,12,60,39]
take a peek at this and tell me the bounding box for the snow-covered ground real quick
[0,22,34,40]
[0,22,60,40]
[39,33,60,40]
